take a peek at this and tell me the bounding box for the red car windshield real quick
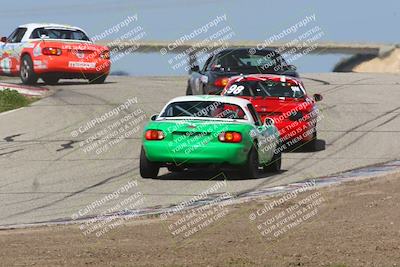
[224,80,305,98]
[160,101,246,119]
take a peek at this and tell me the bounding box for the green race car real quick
[140,95,282,179]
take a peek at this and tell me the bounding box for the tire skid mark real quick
[0,157,137,162]
[1,74,394,227]
[339,112,400,149]
[56,140,77,152]
[301,77,330,85]
[1,167,137,220]
[329,105,400,145]
[4,160,400,229]
[323,78,371,95]
[320,130,400,133]
[3,134,23,142]
[0,88,136,191]
[0,149,23,157]
[3,194,50,206]
[267,106,400,186]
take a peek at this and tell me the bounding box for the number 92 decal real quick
[226,84,244,95]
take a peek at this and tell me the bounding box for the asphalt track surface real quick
[1,73,400,226]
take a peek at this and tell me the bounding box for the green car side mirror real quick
[150,114,158,121]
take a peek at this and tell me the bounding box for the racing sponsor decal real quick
[13,45,23,57]
[0,57,11,73]
[33,60,48,69]
[24,42,35,48]
[33,44,41,57]
[68,61,96,69]
[2,50,13,57]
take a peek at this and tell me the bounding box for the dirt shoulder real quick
[1,173,400,267]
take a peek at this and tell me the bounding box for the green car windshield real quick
[225,80,305,98]
[160,101,246,120]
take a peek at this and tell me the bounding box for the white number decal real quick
[227,84,244,95]
[226,84,237,94]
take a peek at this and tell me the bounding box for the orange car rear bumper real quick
[33,57,110,75]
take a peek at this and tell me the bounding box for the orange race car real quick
[0,23,110,85]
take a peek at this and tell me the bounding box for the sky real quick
[0,0,398,75]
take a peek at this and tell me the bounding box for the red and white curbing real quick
[0,82,49,97]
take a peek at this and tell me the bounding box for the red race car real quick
[0,23,110,85]
[222,74,323,150]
